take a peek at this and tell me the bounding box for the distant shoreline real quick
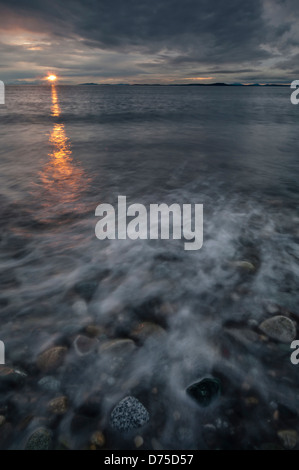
[5,82,291,87]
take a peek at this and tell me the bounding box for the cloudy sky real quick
[0,0,298,84]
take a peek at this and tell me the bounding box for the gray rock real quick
[111,396,150,431]
[73,335,98,356]
[25,428,52,450]
[38,376,61,393]
[259,316,296,343]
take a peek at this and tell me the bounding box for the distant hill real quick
[76,82,290,87]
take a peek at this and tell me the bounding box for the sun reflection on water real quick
[34,84,90,221]
[51,85,61,117]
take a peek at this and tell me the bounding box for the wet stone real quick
[47,396,68,415]
[25,428,53,450]
[73,335,98,356]
[100,339,136,355]
[0,366,27,390]
[187,378,221,407]
[91,431,105,447]
[111,396,150,432]
[277,430,298,449]
[37,347,67,372]
[231,260,256,272]
[259,316,296,343]
[84,325,105,338]
[38,376,61,393]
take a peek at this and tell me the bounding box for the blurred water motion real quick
[0,85,299,449]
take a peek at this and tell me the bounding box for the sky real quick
[0,0,299,84]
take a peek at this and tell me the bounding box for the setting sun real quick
[47,74,57,82]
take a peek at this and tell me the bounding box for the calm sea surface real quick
[0,85,299,449]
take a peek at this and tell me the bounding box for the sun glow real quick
[47,74,57,82]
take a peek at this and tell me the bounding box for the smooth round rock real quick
[37,347,67,372]
[73,335,98,356]
[111,396,150,431]
[259,316,296,343]
[187,378,221,407]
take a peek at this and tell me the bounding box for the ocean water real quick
[0,84,299,449]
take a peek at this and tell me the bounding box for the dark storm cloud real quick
[0,0,298,82]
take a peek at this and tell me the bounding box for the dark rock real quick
[25,428,52,450]
[0,366,27,390]
[110,396,150,431]
[187,378,221,407]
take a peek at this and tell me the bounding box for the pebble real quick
[0,416,5,427]
[259,316,296,343]
[277,430,298,449]
[110,396,150,431]
[47,396,69,415]
[85,325,105,338]
[187,377,221,407]
[73,335,98,356]
[91,431,105,447]
[25,428,52,450]
[100,339,136,354]
[0,366,27,389]
[37,347,67,372]
[134,435,144,448]
[231,260,256,272]
[38,376,61,393]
